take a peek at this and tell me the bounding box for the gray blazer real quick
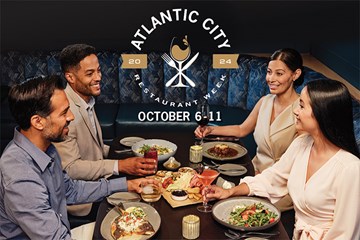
[54,85,116,181]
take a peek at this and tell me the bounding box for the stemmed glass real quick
[196,103,210,145]
[170,36,191,87]
[196,165,220,213]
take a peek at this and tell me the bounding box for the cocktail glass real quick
[196,166,220,212]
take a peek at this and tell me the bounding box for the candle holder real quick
[182,214,200,239]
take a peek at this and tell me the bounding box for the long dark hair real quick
[270,48,304,86]
[8,75,65,130]
[306,79,359,157]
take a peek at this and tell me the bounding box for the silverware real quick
[225,229,280,239]
[162,53,177,69]
[182,52,199,70]
[205,161,245,172]
[114,149,133,154]
[109,201,126,215]
[202,136,240,142]
[211,160,220,167]
[163,52,197,87]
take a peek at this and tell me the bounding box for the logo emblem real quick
[162,35,199,88]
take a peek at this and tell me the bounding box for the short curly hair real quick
[60,43,96,72]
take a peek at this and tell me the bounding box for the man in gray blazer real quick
[53,44,157,217]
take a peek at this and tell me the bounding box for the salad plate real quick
[212,196,280,231]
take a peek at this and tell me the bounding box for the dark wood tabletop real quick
[92,132,290,240]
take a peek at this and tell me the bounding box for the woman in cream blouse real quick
[206,80,360,240]
[195,48,303,174]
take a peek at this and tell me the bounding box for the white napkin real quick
[216,177,235,189]
[70,221,95,240]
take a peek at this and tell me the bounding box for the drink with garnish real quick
[144,147,158,172]
[196,166,219,212]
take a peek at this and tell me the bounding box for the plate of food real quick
[148,168,203,208]
[132,139,177,162]
[202,142,247,161]
[212,197,280,231]
[101,202,161,240]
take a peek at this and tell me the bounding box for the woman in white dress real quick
[194,48,303,174]
[206,80,360,240]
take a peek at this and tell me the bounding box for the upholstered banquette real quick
[1,51,359,157]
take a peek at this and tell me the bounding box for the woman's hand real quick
[194,125,213,138]
[204,185,233,201]
[205,183,250,201]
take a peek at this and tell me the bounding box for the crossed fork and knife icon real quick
[162,52,199,87]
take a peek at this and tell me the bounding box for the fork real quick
[162,53,178,70]
[225,229,280,239]
[162,53,196,87]
[211,160,220,167]
[109,201,125,215]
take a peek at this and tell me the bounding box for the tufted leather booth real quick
[1,51,359,157]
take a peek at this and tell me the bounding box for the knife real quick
[182,52,199,71]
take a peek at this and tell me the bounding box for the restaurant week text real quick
[135,73,224,122]
[130,8,231,123]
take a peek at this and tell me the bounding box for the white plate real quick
[212,197,281,231]
[218,163,247,176]
[101,202,161,240]
[106,192,141,205]
[120,137,145,147]
[131,139,177,162]
[202,141,248,161]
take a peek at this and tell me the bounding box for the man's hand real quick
[127,178,161,193]
[118,157,157,176]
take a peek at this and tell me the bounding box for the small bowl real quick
[171,190,188,201]
[163,157,181,170]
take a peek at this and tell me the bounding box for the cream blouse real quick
[241,134,360,240]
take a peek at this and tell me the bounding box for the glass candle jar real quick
[189,145,203,163]
[182,214,200,239]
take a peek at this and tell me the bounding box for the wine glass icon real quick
[169,36,191,87]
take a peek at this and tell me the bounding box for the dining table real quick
[92,131,290,240]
